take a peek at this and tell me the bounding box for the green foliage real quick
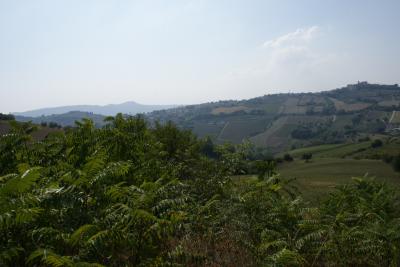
[1,116,400,266]
[371,139,383,148]
[301,153,312,162]
[283,153,294,162]
[392,154,400,172]
[0,113,15,121]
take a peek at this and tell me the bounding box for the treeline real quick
[1,114,400,266]
[0,113,15,121]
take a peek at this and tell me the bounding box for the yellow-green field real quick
[390,111,400,123]
[234,158,400,203]
[280,142,372,158]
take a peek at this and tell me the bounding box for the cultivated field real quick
[217,117,270,143]
[211,105,248,115]
[192,122,224,138]
[235,158,400,202]
[282,142,372,159]
[250,116,291,148]
[281,98,308,114]
[278,158,400,201]
[390,111,400,123]
[330,97,371,111]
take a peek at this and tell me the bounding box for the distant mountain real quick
[15,111,106,127]
[14,101,177,117]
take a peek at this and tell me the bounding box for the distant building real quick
[346,81,368,89]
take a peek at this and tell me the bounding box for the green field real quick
[282,138,400,160]
[192,122,224,138]
[282,142,372,158]
[218,117,271,143]
[235,158,400,202]
[390,111,400,123]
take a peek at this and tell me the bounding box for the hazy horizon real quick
[9,80,399,114]
[1,0,400,113]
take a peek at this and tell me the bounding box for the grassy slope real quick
[235,158,400,203]
[278,158,400,201]
[282,142,371,158]
[391,111,400,123]
[218,117,270,143]
[282,138,400,159]
[192,122,224,139]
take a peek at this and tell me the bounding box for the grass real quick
[353,141,400,158]
[331,114,353,129]
[234,158,400,203]
[391,111,400,123]
[330,98,371,111]
[0,121,11,135]
[192,122,224,139]
[263,103,281,114]
[250,117,290,147]
[211,106,248,115]
[282,138,400,160]
[218,118,270,143]
[282,142,371,159]
[280,158,400,202]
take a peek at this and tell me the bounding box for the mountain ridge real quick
[10,82,400,153]
[13,101,178,117]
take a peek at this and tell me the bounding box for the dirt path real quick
[217,122,230,141]
[389,111,396,123]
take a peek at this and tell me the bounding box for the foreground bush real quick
[0,115,399,266]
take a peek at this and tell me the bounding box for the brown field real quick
[211,105,249,115]
[379,100,400,107]
[298,95,327,106]
[330,98,371,111]
[281,98,307,114]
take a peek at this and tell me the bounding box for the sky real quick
[0,0,399,113]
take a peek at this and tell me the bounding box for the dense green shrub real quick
[371,139,383,148]
[0,115,400,266]
[302,153,313,162]
[0,113,15,121]
[392,154,400,172]
[283,153,294,162]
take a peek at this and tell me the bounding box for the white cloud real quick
[263,26,320,48]
[236,26,324,78]
[217,25,352,98]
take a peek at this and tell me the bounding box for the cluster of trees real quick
[290,121,332,140]
[1,114,400,266]
[0,113,15,121]
[40,121,62,129]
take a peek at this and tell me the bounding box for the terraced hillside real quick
[148,82,400,152]
[11,82,400,152]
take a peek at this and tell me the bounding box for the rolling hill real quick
[9,81,400,153]
[15,111,107,127]
[14,101,177,117]
[147,82,400,152]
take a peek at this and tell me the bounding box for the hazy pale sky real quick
[1,0,399,113]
